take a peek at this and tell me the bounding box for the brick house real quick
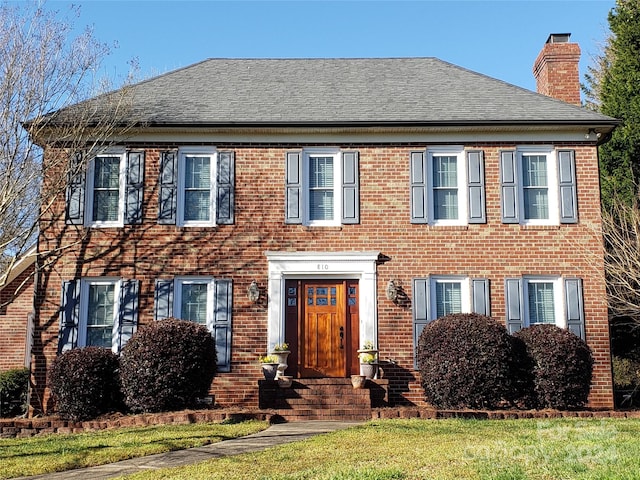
[31,33,618,415]
[0,247,35,373]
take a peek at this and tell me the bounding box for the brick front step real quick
[258,378,388,415]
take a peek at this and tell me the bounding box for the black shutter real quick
[467,150,486,223]
[558,150,578,224]
[341,151,359,224]
[500,150,519,223]
[285,151,303,224]
[125,151,145,224]
[158,151,177,224]
[58,280,80,353]
[118,279,139,352]
[410,151,428,223]
[214,279,233,372]
[216,151,235,224]
[65,153,85,225]
[565,278,585,340]
[505,278,524,333]
[472,278,490,316]
[412,278,430,369]
[154,279,174,320]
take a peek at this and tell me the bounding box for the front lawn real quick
[118,418,640,480]
[0,420,268,479]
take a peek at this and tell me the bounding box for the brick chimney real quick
[533,33,581,106]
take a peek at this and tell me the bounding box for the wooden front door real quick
[284,279,359,378]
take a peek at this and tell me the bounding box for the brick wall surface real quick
[0,267,33,372]
[32,143,613,413]
[533,41,582,106]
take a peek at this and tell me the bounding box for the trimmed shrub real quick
[417,313,527,409]
[612,356,640,407]
[48,347,121,421]
[119,318,217,413]
[0,368,29,417]
[612,356,640,390]
[514,324,593,409]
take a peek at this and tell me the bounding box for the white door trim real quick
[265,251,379,352]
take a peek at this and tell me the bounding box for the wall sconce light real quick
[247,280,260,303]
[386,279,399,302]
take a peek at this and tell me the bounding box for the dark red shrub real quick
[417,313,527,409]
[514,324,593,409]
[119,318,217,413]
[48,347,121,421]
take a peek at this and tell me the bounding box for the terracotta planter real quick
[351,374,367,389]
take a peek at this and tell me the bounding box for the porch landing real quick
[258,378,389,421]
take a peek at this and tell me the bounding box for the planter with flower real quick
[258,355,279,380]
[357,341,378,379]
[268,342,291,379]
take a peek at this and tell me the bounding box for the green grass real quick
[3,418,640,479]
[0,420,268,479]
[116,418,640,480]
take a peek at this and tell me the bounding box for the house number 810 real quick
[317,264,329,270]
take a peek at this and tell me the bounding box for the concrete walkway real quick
[17,420,364,480]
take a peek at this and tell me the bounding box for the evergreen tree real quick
[584,0,640,208]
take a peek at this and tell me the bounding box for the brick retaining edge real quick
[2,407,639,438]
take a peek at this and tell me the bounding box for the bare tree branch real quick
[0,1,138,286]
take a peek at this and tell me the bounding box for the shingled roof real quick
[78,57,619,127]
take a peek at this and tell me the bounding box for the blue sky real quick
[49,0,615,94]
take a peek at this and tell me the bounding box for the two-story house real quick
[30,34,618,415]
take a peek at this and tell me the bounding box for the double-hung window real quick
[65,149,145,227]
[412,276,490,367]
[524,279,559,325]
[154,277,233,372]
[178,149,217,226]
[505,277,585,339]
[173,278,215,328]
[285,148,359,226]
[58,278,139,354]
[500,148,577,225]
[83,280,119,349]
[88,154,124,225]
[158,148,235,226]
[411,148,485,225]
[179,149,215,226]
[430,149,466,224]
[308,153,338,224]
[431,277,469,319]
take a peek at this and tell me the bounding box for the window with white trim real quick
[177,148,217,226]
[153,277,233,372]
[431,276,471,319]
[173,277,216,329]
[80,279,121,350]
[428,147,467,225]
[86,150,126,227]
[410,148,485,225]
[522,277,565,328]
[58,278,139,354]
[412,276,490,368]
[285,149,359,226]
[500,148,577,225]
[519,148,558,224]
[505,277,585,339]
[307,153,338,223]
